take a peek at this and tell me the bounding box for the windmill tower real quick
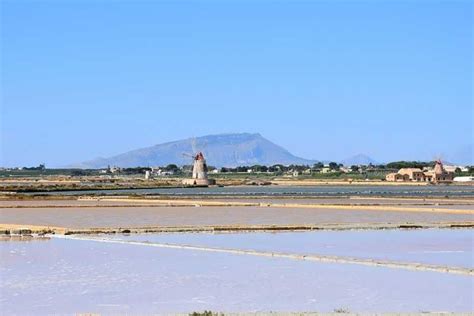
[182,138,216,186]
[192,152,208,180]
[424,156,453,184]
[433,158,445,175]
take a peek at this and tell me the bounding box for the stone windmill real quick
[424,157,454,184]
[182,138,216,186]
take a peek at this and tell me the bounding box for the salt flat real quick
[105,229,474,269]
[1,235,472,314]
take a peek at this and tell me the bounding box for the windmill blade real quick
[433,153,444,164]
[191,137,197,154]
[233,150,238,166]
[200,139,209,157]
[182,152,195,165]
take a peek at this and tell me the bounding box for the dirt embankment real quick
[4,174,473,194]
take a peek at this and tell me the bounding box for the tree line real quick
[10,161,474,176]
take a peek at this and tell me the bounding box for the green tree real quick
[251,165,264,172]
[165,164,179,172]
[350,165,359,172]
[313,162,324,169]
[386,161,431,170]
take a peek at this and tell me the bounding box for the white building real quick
[108,166,121,173]
[321,167,332,173]
[453,176,474,182]
[444,165,468,173]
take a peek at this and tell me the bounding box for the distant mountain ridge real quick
[75,133,316,168]
[340,154,378,166]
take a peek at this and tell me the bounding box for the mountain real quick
[340,154,378,166]
[75,133,316,168]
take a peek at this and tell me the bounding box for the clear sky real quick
[1,0,472,167]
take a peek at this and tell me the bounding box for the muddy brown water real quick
[1,205,473,229]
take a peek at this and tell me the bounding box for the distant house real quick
[398,168,425,182]
[339,167,351,173]
[151,167,174,176]
[386,173,409,182]
[108,166,121,174]
[321,167,331,173]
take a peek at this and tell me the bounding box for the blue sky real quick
[1,0,472,167]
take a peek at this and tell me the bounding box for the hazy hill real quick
[340,154,378,166]
[76,133,315,168]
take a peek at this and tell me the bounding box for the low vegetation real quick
[189,311,223,316]
[1,161,472,193]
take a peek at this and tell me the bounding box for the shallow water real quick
[32,184,474,197]
[2,205,473,229]
[1,230,473,314]
[105,229,474,269]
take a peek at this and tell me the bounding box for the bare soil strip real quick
[3,195,474,208]
[2,221,472,236]
[52,234,474,276]
[347,196,474,203]
[99,198,474,215]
